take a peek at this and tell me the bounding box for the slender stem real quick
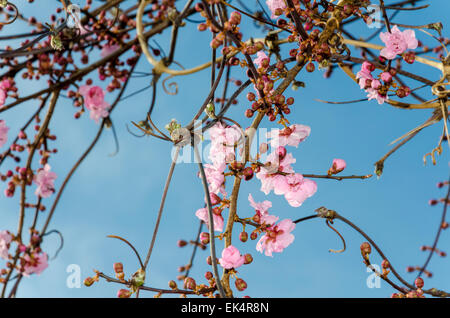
[143,147,180,269]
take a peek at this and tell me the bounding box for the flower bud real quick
[235,278,247,291]
[117,289,131,298]
[169,280,177,289]
[184,277,196,290]
[250,231,258,240]
[177,240,188,247]
[415,277,425,289]
[83,277,95,287]
[205,271,213,280]
[200,232,210,245]
[239,231,248,242]
[242,167,254,181]
[114,262,123,274]
[244,254,253,264]
[360,242,371,255]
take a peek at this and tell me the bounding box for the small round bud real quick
[244,254,253,264]
[84,277,95,287]
[113,262,123,274]
[360,242,371,255]
[205,271,213,280]
[242,167,254,181]
[184,277,196,290]
[117,289,132,298]
[414,277,424,289]
[235,278,247,291]
[239,231,248,242]
[169,280,177,289]
[177,240,188,247]
[306,62,315,73]
[200,232,210,245]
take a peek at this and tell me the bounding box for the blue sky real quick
[1,0,449,298]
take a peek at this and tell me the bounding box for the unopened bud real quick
[200,232,210,245]
[117,289,132,298]
[235,278,247,291]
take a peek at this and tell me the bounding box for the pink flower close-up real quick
[34,164,57,198]
[219,245,245,269]
[79,85,111,123]
[0,119,9,148]
[328,159,347,175]
[256,219,296,257]
[22,252,48,276]
[265,0,287,19]
[380,26,418,60]
[0,230,12,260]
[195,207,224,232]
[274,173,317,207]
[267,124,311,148]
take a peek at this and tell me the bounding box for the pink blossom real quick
[34,164,57,198]
[274,173,317,207]
[100,43,120,58]
[253,51,269,68]
[248,194,279,225]
[0,230,12,260]
[0,119,9,148]
[256,219,296,257]
[266,0,286,19]
[328,159,346,175]
[256,152,296,195]
[195,207,224,232]
[219,245,245,269]
[22,252,48,276]
[208,122,240,166]
[267,124,311,148]
[203,162,226,196]
[380,26,418,60]
[79,85,111,123]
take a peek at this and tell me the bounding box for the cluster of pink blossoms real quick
[0,231,48,276]
[356,61,389,105]
[0,119,8,148]
[34,164,57,198]
[79,84,111,123]
[357,26,417,104]
[195,122,241,231]
[256,124,317,208]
